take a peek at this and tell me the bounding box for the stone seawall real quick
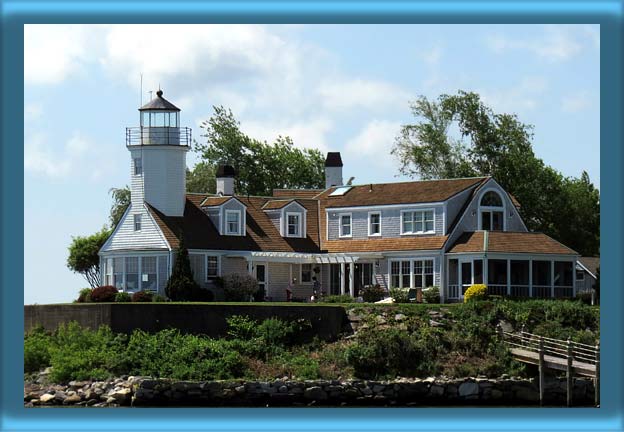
[25,375,597,407]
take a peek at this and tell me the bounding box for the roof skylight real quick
[329,186,353,197]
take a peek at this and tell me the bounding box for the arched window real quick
[479,190,505,231]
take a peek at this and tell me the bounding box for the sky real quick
[23,24,600,304]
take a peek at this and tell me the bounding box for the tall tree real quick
[393,91,599,256]
[186,162,216,194]
[195,106,325,196]
[109,187,131,229]
[67,227,111,288]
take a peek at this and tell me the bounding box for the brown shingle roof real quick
[323,236,447,253]
[199,196,234,207]
[272,189,324,199]
[447,231,577,255]
[262,199,300,210]
[578,257,599,277]
[147,194,321,253]
[319,177,487,208]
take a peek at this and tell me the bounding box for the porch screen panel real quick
[414,261,423,288]
[105,258,113,286]
[532,261,551,298]
[189,254,205,284]
[473,260,483,284]
[401,261,411,288]
[141,257,157,291]
[448,259,459,299]
[125,257,139,291]
[158,256,168,291]
[554,261,573,298]
[113,257,124,289]
[391,262,400,288]
[510,260,529,297]
[487,259,507,296]
[424,260,434,287]
[362,263,373,286]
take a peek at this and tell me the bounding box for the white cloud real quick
[318,78,408,113]
[242,117,333,154]
[561,91,593,113]
[25,131,94,179]
[486,25,597,62]
[24,25,98,84]
[478,76,549,113]
[344,119,401,174]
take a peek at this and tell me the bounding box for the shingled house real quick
[99,91,579,302]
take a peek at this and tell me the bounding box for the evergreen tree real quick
[165,236,200,301]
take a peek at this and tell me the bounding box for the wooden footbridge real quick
[498,325,600,406]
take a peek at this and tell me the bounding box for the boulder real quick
[304,386,328,400]
[39,393,55,404]
[458,382,479,397]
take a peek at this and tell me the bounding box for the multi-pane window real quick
[113,257,124,289]
[301,263,313,283]
[287,213,300,237]
[125,257,139,290]
[105,258,113,286]
[134,157,142,175]
[141,256,157,291]
[207,256,219,279]
[480,190,504,231]
[339,214,352,237]
[369,212,381,236]
[391,261,401,288]
[134,214,142,231]
[413,259,434,288]
[401,261,411,288]
[189,254,205,283]
[401,210,434,234]
[225,210,241,235]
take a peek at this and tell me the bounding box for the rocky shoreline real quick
[25,369,597,407]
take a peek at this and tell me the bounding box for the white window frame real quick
[388,258,436,289]
[134,214,142,232]
[286,212,302,238]
[368,211,381,237]
[225,209,242,236]
[339,213,352,238]
[575,269,585,282]
[478,188,506,231]
[206,255,221,281]
[300,263,313,284]
[134,157,142,175]
[400,209,435,235]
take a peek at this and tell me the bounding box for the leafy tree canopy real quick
[67,227,111,288]
[109,187,131,229]
[392,91,599,256]
[194,106,325,196]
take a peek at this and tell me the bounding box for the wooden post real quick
[595,341,600,407]
[539,336,545,406]
[567,338,573,407]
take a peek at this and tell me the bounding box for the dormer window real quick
[479,190,505,231]
[225,210,242,235]
[339,213,352,238]
[401,210,434,235]
[287,213,301,237]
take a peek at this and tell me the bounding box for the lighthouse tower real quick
[127,89,190,217]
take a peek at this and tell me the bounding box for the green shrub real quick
[389,288,410,303]
[464,284,488,303]
[575,292,594,305]
[422,286,440,304]
[132,291,153,302]
[24,327,52,372]
[222,273,258,302]
[319,295,355,303]
[361,284,386,303]
[166,238,201,301]
[226,315,257,340]
[76,288,93,303]
[152,294,167,302]
[275,353,320,379]
[90,285,118,302]
[115,292,132,302]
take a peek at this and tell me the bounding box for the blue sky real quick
[24,24,600,304]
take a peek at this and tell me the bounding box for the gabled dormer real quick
[200,196,247,236]
[262,199,307,238]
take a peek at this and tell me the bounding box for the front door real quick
[254,263,267,300]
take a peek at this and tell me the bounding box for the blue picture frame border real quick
[2,1,621,431]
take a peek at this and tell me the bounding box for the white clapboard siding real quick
[101,204,170,252]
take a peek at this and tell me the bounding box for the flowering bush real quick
[90,285,118,302]
[361,284,386,302]
[464,284,488,303]
[222,273,258,302]
[132,290,154,302]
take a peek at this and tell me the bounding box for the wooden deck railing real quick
[498,324,600,407]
